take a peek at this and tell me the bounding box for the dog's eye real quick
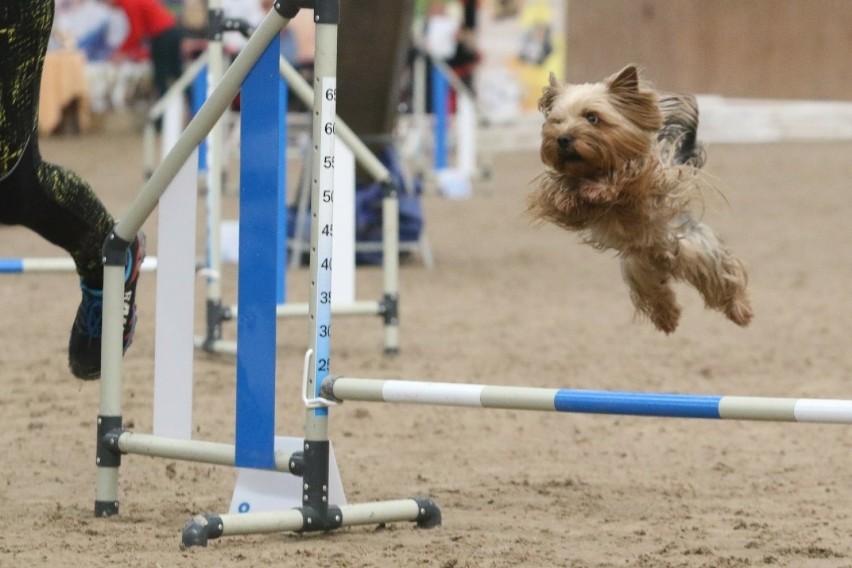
[585,113,599,125]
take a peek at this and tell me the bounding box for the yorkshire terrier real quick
[527,65,752,334]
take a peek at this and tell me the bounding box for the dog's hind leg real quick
[621,254,681,334]
[676,220,753,327]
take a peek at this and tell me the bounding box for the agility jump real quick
[93,0,437,540]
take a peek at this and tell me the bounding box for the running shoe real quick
[68,232,146,379]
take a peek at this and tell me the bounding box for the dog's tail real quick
[657,94,706,168]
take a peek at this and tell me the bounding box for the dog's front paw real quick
[725,293,753,327]
[648,303,681,334]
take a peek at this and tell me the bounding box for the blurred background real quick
[564,0,852,101]
[43,0,852,166]
[44,0,564,135]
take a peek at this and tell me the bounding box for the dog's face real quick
[538,65,664,178]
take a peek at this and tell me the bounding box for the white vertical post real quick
[205,1,226,333]
[160,93,184,157]
[331,138,355,304]
[455,93,477,177]
[153,148,199,439]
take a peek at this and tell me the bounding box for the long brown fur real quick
[527,65,752,333]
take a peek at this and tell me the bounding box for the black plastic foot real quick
[181,514,224,548]
[414,497,441,529]
[94,500,119,517]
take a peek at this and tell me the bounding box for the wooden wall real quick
[564,0,852,100]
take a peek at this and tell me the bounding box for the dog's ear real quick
[538,72,561,116]
[605,64,662,132]
[607,65,639,94]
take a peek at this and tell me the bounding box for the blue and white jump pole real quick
[0,257,157,273]
[322,378,852,424]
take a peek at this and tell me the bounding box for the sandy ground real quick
[2,122,852,568]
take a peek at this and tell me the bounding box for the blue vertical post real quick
[277,76,288,305]
[431,63,449,170]
[235,34,283,469]
[192,64,208,174]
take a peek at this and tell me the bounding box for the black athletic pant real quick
[0,0,114,287]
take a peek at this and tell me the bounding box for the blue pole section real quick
[235,35,282,470]
[431,63,448,170]
[554,390,723,419]
[192,64,208,174]
[0,259,24,273]
[277,74,288,305]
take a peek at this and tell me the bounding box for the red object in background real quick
[112,0,177,60]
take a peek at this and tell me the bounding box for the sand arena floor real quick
[2,126,852,567]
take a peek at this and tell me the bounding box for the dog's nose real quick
[557,135,573,149]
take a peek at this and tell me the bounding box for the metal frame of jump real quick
[137,2,402,357]
[198,52,404,357]
[93,0,437,543]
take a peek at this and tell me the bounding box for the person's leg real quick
[0,140,146,379]
[0,0,54,179]
[0,0,111,283]
[150,25,184,98]
[0,141,114,287]
[0,0,144,378]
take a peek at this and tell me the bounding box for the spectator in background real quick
[52,0,127,62]
[423,0,480,110]
[105,0,184,99]
[446,1,480,93]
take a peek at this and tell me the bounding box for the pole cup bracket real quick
[201,299,230,351]
[381,293,399,326]
[95,415,123,468]
[302,349,340,409]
